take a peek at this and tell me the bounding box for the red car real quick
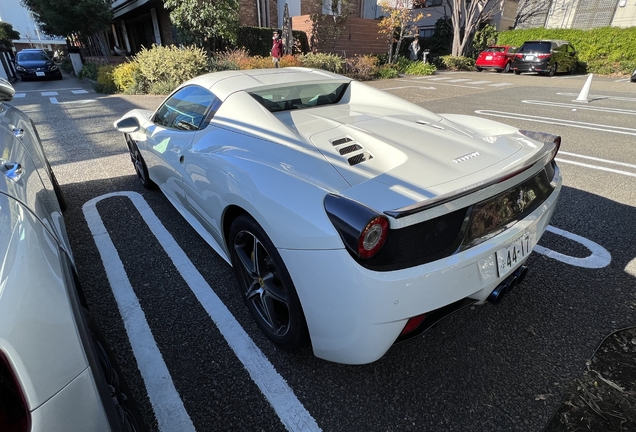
[475,46,517,73]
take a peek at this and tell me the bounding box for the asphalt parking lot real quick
[10,69,636,431]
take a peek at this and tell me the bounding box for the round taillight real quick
[358,216,389,259]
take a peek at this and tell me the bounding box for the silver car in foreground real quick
[0,78,145,432]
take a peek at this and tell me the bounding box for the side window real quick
[153,86,219,131]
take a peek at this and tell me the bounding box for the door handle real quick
[12,128,24,138]
[3,162,24,182]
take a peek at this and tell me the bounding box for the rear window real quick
[249,81,349,113]
[484,47,506,53]
[518,42,551,54]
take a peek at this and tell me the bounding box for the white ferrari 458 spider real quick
[115,68,562,364]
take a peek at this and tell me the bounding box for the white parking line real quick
[72,89,89,94]
[559,151,636,170]
[445,79,471,83]
[84,195,195,432]
[427,77,454,81]
[488,83,513,87]
[41,91,58,96]
[83,192,321,432]
[50,97,59,104]
[475,110,636,136]
[534,226,611,268]
[555,158,636,178]
[557,93,636,102]
[465,81,492,85]
[522,100,636,115]
[382,85,436,91]
[14,93,26,98]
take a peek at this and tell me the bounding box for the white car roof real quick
[184,67,349,100]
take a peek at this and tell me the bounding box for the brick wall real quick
[240,0,279,28]
[292,15,387,56]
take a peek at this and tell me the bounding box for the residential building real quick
[515,0,636,29]
[0,0,66,51]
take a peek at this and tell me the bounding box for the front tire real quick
[230,214,309,349]
[126,137,154,189]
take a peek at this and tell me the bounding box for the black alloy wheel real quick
[127,138,154,189]
[230,214,309,349]
[548,63,557,77]
[503,62,511,73]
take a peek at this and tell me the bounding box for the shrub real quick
[403,61,437,76]
[78,62,98,80]
[376,65,399,79]
[497,26,636,75]
[439,55,475,71]
[279,54,302,68]
[299,53,344,73]
[148,80,178,95]
[345,55,378,81]
[133,44,208,87]
[60,58,74,74]
[94,65,117,94]
[211,48,249,71]
[112,62,139,94]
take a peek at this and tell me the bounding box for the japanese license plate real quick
[525,55,535,61]
[496,233,531,278]
[36,72,45,76]
[485,55,493,60]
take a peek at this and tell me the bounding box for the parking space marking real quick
[557,93,636,102]
[84,192,321,432]
[84,194,196,432]
[465,81,492,85]
[50,97,59,104]
[14,93,26,98]
[535,226,611,268]
[71,89,89,94]
[488,83,514,87]
[555,158,636,178]
[382,85,436,91]
[523,100,636,115]
[559,151,636,170]
[41,91,58,96]
[475,110,636,136]
[445,79,471,83]
[427,77,454,81]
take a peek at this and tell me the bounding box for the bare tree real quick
[378,0,425,63]
[444,0,505,56]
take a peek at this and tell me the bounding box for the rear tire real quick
[548,63,557,77]
[476,67,482,72]
[229,214,309,350]
[503,62,511,73]
[514,70,521,75]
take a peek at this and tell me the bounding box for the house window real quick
[419,28,435,38]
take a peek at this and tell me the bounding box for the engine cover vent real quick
[339,144,363,155]
[331,137,353,146]
[348,152,373,166]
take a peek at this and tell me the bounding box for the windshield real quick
[17,51,50,62]
[249,81,349,113]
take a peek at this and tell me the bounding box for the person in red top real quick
[271,30,283,68]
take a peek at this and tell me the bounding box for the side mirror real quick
[114,117,140,133]
[0,78,15,102]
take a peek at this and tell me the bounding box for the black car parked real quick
[511,40,578,77]
[15,49,63,81]
[631,68,636,82]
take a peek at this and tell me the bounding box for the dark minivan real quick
[511,40,578,77]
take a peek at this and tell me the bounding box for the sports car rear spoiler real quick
[384,131,561,219]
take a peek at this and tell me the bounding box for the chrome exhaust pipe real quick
[487,265,528,305]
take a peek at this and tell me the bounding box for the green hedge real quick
[497,26,636,74]
[236,26,309,57]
